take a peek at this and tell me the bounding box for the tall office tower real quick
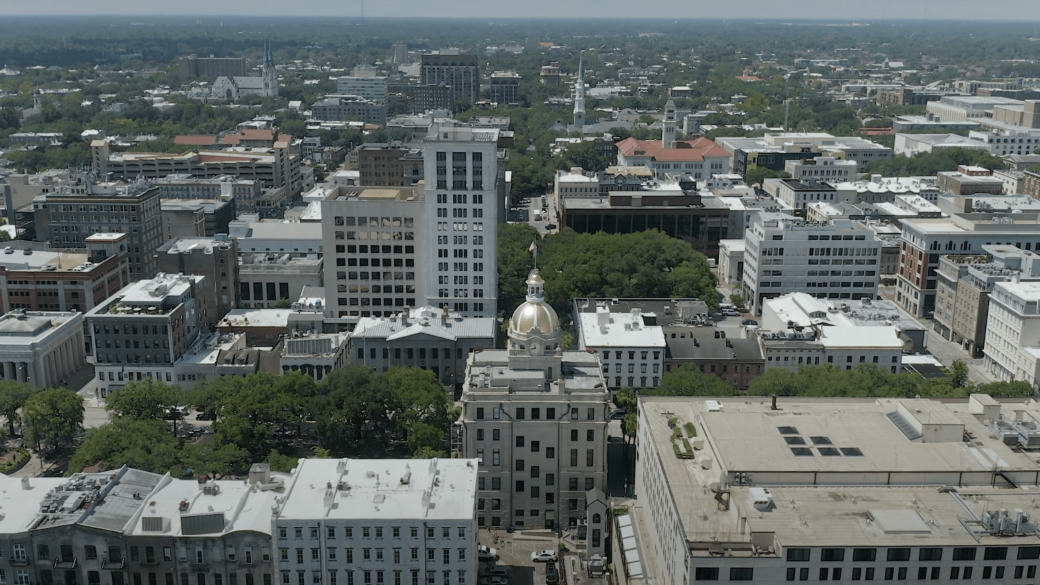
[423,123,500,318]
[420,53,480,106]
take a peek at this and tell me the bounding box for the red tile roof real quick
[175,135,217,146]
[616,137,730,162]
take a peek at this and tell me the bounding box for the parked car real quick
[479,578,507,585]
[483,568,508,578]
[741,319,758,327]
[530,549,558,563]
[477,545,498,561]
[195,411,216,421]
[609,408,627,420]
[545,562,560,585]
[722,309,741,317]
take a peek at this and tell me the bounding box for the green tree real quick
[729,294,746,308]
[272,298,293,309]
[23,388,84,452]
[0,380,37,437]
[106,378,178,421]
[744,167,790,187]
[313,366,399,457]
[613,387,638,412]
[943,361,972,389]
[66,419,181,475]
[647,364,738,396]
[622,412,638,445]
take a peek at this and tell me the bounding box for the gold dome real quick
[510,301,560,335]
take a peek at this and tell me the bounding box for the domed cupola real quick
[508,269,561,355]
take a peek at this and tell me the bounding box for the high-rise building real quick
[30,180,163,278]
[177,55,247,79]
[461,269,609,529]
[742,213,882,315]
[423,124,500,318]
[490,70,522,106]
[420,53,480,106]
[336,66,388,103]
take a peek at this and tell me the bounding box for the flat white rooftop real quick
[278,458,477,521]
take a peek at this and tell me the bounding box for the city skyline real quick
[7,0,1040,20]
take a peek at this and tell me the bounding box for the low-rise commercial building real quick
[634,394,1040,585]
[238,253,323,309]
[87,273,207,395]
[783,156,857,183]
[278,330,348,381]
[935,245,1040,358]
[154,236,239,322]
[217,308,292,347]
[573,299,667,391]
[985,280,1040,387]
[310,95,388,127]
[349,306,496,386]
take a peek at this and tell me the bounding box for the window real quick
[821,549,845,562]
[729,568,753,581]
[984,547,1008,560]
[952,548,976,561]
[546,448,554,459]
[786,548,810,562]
[85,546,98,560]
[918,548,942,561]
[693,568,718,581]
[847,548,876,562]
[516,436,524,448]
[886,548,910,562]
[1017,547,1040,559]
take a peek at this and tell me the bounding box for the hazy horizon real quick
[7,0,1040,21]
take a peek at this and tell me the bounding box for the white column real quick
[16,362,26,383]
[2,362,11,380]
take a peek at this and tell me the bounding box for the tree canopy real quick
[65,367,457,476]
[23,388,83,452]
[865,147,1007,177]
[499,224,717,328]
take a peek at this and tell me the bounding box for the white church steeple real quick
[573,55,586,129]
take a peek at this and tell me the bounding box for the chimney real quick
[771,394,778,411]
[401,311,409,327]
[441,306,449,326]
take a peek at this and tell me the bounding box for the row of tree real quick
[67,367,459,477]
[642,362,1033,399]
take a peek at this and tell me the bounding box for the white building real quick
[767,178,854,212]
[461,270,609,529]
[783,156,857,183]
[925,95,1025,122]
[757,293,925,372]
[742,214,882,315]
[0,310,86,389]
[273,457,478,585]
[995,169,1027,194]
[718,239,746,285]
[349,306,497,386]
[336,67,388,103]
[984,280,1040,387]
[635,394,1040,585]
[279,456,476,584]
[423,123,500,318]
[573,300,666,390]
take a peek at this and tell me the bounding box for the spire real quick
[264,40,273,67]
[573,53,586,129]
[662,98,677,149]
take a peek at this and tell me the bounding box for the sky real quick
[9,0,1040,21]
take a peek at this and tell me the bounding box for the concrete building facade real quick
[742,214,882,315]
[0,310,86,389]
[461,270,609,529]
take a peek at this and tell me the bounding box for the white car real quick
[722,309,741,317]
[477,545,498,561]
[530,549,558,563]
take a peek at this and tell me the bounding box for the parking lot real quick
[477,529,608,585]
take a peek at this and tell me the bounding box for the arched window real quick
[593,514,601,524]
